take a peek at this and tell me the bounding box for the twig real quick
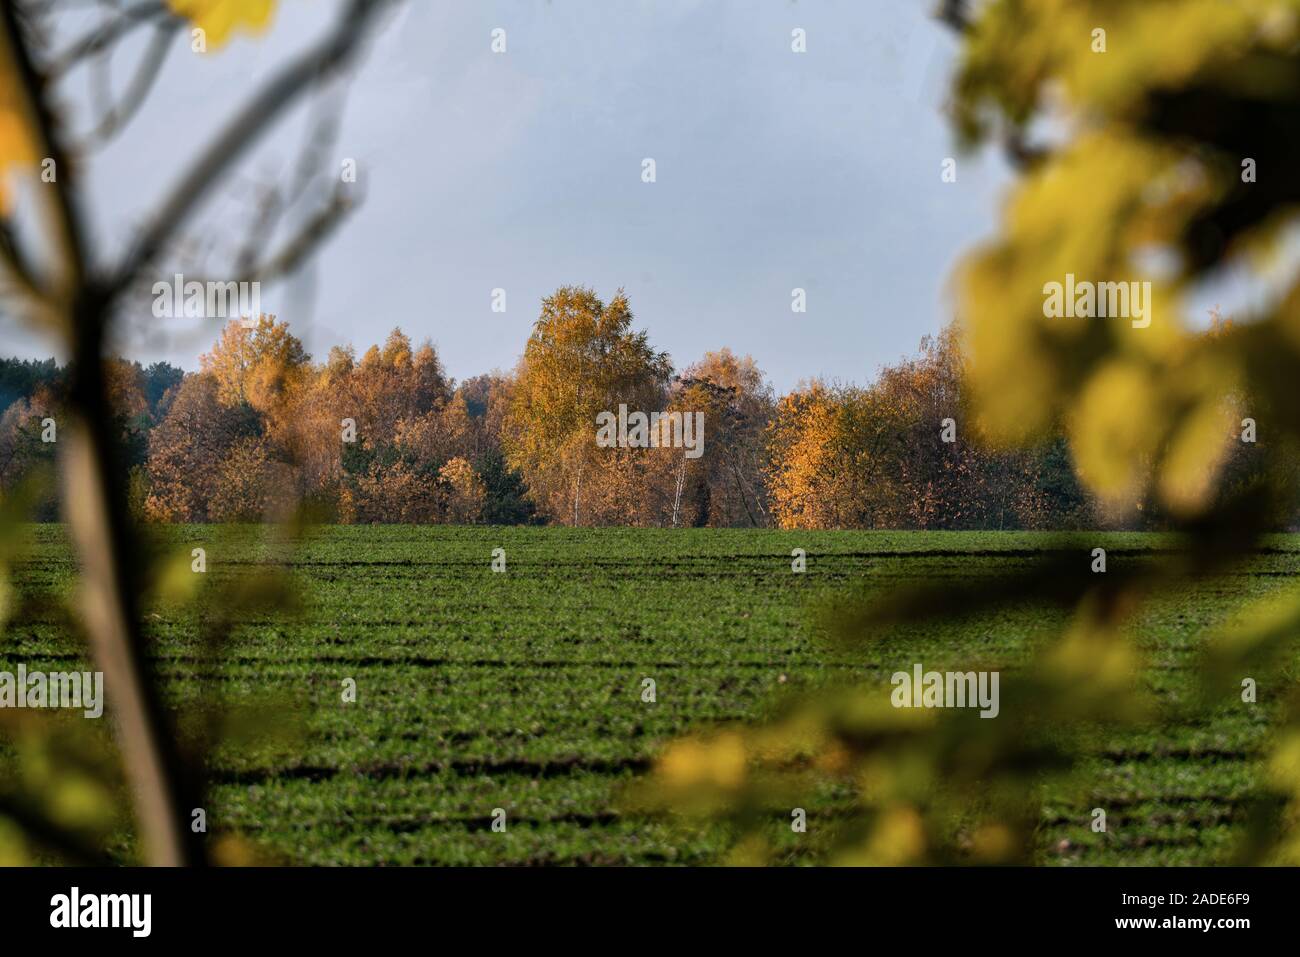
[46,0,173,77]
[78,21,178,147]
[244,186,357,284]
[105,0,393,305]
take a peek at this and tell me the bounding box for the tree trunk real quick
[572,457,583,527]
[671,455,686,527]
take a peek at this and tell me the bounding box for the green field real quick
[5,526,1298,865]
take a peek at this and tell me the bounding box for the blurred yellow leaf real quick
[167,0,277,49]
[724,834,769,867]
[840,804,926,866]
[969,822,1016,863]
[1202,587,1300,695]
[1157,393,1236,514]
[0,570,12,633]
[657,731,747,794]
[211,833,261,866]
[0,817,29,866]
[152,547,204,605]
[1068,359,1162,509]
[16,726,118,832]
[1266,730,1300,792]
[0,53,36,217]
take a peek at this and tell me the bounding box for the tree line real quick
[0,286,1287,529]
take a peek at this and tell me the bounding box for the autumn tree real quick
[0,382,60,519]
[103,358,151,471]
[504,287,671,525]
[208,436,297,522]
[346,329,451,445]
[676,349,773,527]
[145,373,260,522]
[765,328,1065,530]
[439,456,486,523]
[766,381,875,529]
[338,459,440,524]
[457,372,513,459]
[331,329,467,522]
[200,315,311,414]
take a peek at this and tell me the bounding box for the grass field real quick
[5,525,1298,865]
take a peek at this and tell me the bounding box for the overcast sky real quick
[2,0,1015,393]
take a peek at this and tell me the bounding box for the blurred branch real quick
[0,11,195,866]
[232,82,353,277]
[1,0,396,867]
[164,187,358,301]
[77,20,178,148]
[46,0,174,77]
[935,0,971,32]
[105,0,393,305]
[245,185,357,284]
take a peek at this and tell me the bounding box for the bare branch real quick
[232,182,285,278]
[106,0,393,304]
[45,0,174,77]
[77,21,177,147]
[243,185,358,284]
[159,186,358,295]
[232,85,352,276]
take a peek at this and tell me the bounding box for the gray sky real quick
[3,0,1014,393]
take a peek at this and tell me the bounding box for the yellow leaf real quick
[167,0,277,50]
[152,547,203,605]
[1157,393,1236,514]
[656,732,747,793]
[969,822,1016,863]
[842,804,925,866]
[0,54,37,216]
[1068,359,1162,508]
[0,818,29,866]
[1267,731,1300,792]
